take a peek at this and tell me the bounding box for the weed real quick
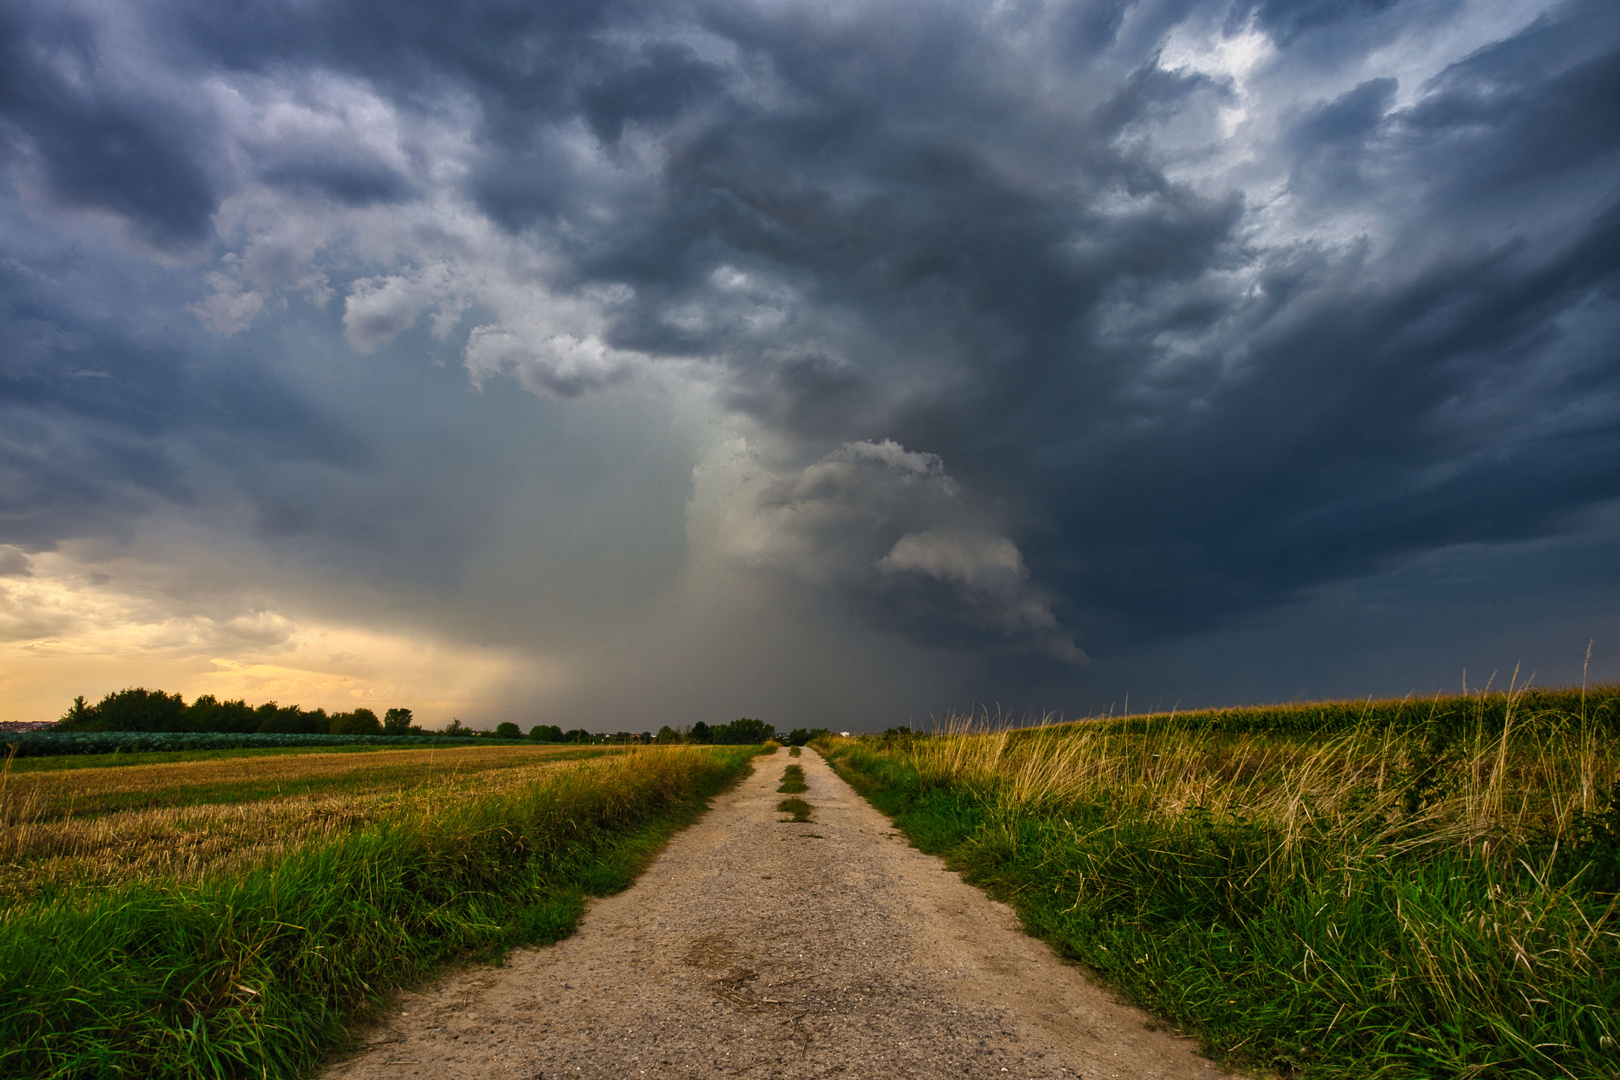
[778,764,808,794]
[777,797,813,822]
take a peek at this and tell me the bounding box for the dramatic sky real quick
[3,0,1618,730]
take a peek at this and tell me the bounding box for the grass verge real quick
[820,691,1620,1079]
[0,745,759,1079]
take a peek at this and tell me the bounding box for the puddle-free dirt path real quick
[324,749,1229,1080]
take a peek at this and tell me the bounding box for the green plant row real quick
[823,744,1620,1079]
[1048,685,1620,741]
[3,730,509,758]
[0,746,760,1079]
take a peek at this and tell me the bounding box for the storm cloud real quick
[2,0,1617,726]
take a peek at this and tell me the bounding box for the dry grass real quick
[0,743,610,822]
[0,745,626,906]
[822,689,1620,1075]
[892,694,1618,865]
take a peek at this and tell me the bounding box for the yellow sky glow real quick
[0,547,560,726]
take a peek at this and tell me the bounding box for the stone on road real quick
[324,748,1230,1079]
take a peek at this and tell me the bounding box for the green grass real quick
[788,746,802,758]
[0,746,761,1079]
[776,797,812,822]
[822,687,1620,1079]
[777,764,808,793]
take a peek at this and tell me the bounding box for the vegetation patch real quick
[0,745,761,1079]
[821,686,1620,1079]
[777,764,808,793]
[776,797,813,822]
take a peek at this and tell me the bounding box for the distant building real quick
[0,720,55,734]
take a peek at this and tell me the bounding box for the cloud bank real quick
[2,0,1617,725]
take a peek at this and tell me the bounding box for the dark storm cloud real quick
[0,221,363,547]
[1,0,1617,678]
[0,5,218,248]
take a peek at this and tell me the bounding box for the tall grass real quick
[823,687,1620,1078]
[0,745,758,1080]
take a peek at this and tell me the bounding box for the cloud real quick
[721,440,1085,664]
[1,0,1618,722]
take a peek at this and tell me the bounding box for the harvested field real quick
[0,744,761,1079]
[1,743,618,821]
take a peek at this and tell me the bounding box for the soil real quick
[322,749,1234,1080]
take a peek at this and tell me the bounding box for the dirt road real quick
[323,749,1229,1080]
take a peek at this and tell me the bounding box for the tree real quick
[383,707,414,735]
[330,708,381,735]
[61,688,188,732]
[716,717,773,744]
[255,701,322,734]
[654,725,681,744]
[59,695,91,728]
[443,717,469,737]
[494,721,522,740]
[186,694,256,733]
[529,724,563,743]
[690,721,712,744]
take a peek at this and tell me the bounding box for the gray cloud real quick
[726,440,1085,664]
[1,0,1617,722]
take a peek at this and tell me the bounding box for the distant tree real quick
[654,725,681,744]
[59,695,91,728]
[442,717,469,737]
[640,731,653,744]
[59,688,187,732]
[256,701,322,734]
[565,728,592,744]
[690,721,712,744]
[494,721,522,740]
[717,718,773,745]
[529,724,564,743]
[785,727,830,746]
[186,694,257,733]
[382,707,414,735]
[330,708,382,735]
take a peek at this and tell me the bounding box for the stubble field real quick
[0,740,762,1079]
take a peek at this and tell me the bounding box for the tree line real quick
[58,689,421,736]
[54,689,798,746]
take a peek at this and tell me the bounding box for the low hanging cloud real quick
[727,441,1085,664]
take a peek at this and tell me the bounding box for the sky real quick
[2,0,1618,731]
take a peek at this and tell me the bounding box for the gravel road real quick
[323,748,1231,1080]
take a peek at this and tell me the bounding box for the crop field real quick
[823,685,1620,1079]
[0,741,763,1079]
[0,744,623,906]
